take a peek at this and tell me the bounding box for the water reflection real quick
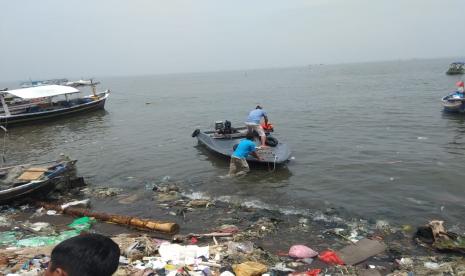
[4,110,109,164]
[442,113,465,155]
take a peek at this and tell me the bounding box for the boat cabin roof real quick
[2,85,80,99]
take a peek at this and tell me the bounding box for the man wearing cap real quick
[245,105,269,147]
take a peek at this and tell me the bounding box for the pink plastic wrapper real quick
[288,245,318,259]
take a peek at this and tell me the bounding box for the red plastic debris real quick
[290,269,321,276]
[190,237,198,244]
[318,250,344,265]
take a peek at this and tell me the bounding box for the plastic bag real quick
[233,261,267,276]
[68,216,95,231]
[318,250,344,265]
[288,245,318,259]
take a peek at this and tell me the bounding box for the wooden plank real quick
[337,238,386,265]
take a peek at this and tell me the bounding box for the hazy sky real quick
[1,0,464,81]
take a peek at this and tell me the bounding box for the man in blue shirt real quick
[245,105,269,147]
[228,133,262,176]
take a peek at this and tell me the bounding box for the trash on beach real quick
[290,268,321,276]
[228,241,254,254]
[233,261,267,276]
[336,238,386,265]
[67,216,95,231]
[61,199,90,210]
[158,242,209,265]
[22,222,54,234]
[318,250,344,265]
[0,216,11,227]
[424,261,440,269]
[288,245,318,259]
[415,220,465,254]
[82,187,122,198]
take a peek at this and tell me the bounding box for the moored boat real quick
[0,83,109,126]
[0,159,77,203]
[442,81,465,113]
[192,121,292,165]
[446,62,465,75]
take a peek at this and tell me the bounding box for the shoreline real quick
[1,183,465,275]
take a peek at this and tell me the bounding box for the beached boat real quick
[192,121,292,165]
[0,84,109,126]
[0,159,76,203]
[446,62,465,75]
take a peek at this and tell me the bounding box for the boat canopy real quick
[3,85,80,99]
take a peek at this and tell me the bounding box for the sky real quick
[1,0,464,81]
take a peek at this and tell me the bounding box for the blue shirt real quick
[246,109,267,124]
[232,139,256,159]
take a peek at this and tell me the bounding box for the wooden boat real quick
[0,159,77,203]
[0,84,109,126]
[446,62,465,75]
[192,121,292,165]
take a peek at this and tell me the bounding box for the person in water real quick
[45,234,120,276]
[228,133,262,176]
[245,105,269,147]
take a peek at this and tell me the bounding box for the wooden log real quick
[37,202,179,234]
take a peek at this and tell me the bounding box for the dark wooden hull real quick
[0,93,108,126]
[0,160,76,204]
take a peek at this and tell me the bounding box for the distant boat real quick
[65,79,101,87]
[20,78,69,88]
[446,62,465,75]
[0,83,109,126]
[0,159,76,204]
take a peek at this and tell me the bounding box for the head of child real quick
[45,234,120,276]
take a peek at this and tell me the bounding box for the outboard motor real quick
[215,121,224,131]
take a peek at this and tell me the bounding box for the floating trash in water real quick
[417,136,428,140]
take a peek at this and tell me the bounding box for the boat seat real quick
[17,167,48,181]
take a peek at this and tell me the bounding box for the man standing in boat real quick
[246,105,269,148]
[228,133,262,177]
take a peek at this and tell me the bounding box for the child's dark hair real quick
[49,234,120,276]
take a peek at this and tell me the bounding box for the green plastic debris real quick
[2,217,96,248]
[0,231,18,246]
[68,216,95,231]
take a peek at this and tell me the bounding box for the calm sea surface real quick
[2,58,465,228]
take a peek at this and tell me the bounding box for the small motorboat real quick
[442,82,465,113]
[442,93,465,113]
[192,120,292,165]
[0,159,77,204]
[446,62,465,75]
